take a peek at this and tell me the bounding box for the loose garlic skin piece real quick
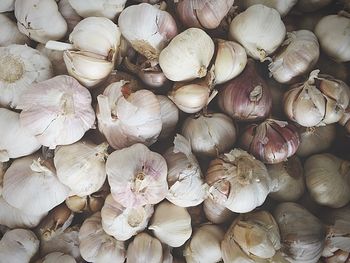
[0,14,30,46]
[68,0,127,19]
[240,0,298,17]
[0,44,53,109]
[15,0,67,44]
[0,0,14,12]
[229,4,286,61]
[149,201,192,247]
[159,28,215,82]
[40,252,76,263]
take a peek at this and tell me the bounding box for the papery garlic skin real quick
[15,0,67,44]
[41,252,76,263]
[17,75,95,149]
[58,0,82,34]
[68,0,127,19]
[149,201,192,247]
[0,14,30,46]
[0,0,14,12]
[106,143,168,208]
[241,0,298,17]
[203,198,236,224]
[101,194,154,241]
[159,28,214,81]
[119,3,177,60]
[229,4,286,60]
[36,44,67,75]
[0,44,53,108]
[315,14,350,62]
[157,95,179,139]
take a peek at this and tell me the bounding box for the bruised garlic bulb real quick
[206,149,272,213]
[101,194,154,241]
[305,153,350,208]
[184,224,224,263]
[15,0,67,43]
[57,0,82,34]
[229,4,286,61]
[36,44,67,75]
[241,0,298,17]
[157,95,179,139]
[97,80,162,149]
[79,212,126,263]
[118,3,177,60]
[164,134,207,207]
[68,0,127,19]
[159,28,214,81]
[17,75,95,149]
[269,30,320,84]
[0,44,53,108]
[0,14,30,46]
[0,108,41,162]
[181,112,237,157]
[40,252,76,263]
[106,143,168,208]
[0,0,14,12]
[203,198,236,224]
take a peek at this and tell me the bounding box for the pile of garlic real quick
[0,0,350,263]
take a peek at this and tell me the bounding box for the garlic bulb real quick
[164,134,208,207]
[221,238,261,263]
[159,28,214,81]
[268,156,305,202]
[239,119,300,164]
[274,202,325,263]
[118,3,177,60]
[305,153,350,208]
[0,0,14,12]
[17,75,95,149]
[40,252,76,263]
[297,0,333,12]
[0,229,39,263]
[315,13,350,62]
[203,198,236,224]
[284,70,350,127]
[241,0,298,17]
[205,149,272,213]
[15,0,67,43]
[126,232,163,263]
[149,201,192,247]
[36,44,67,75]
[229,4,286,61]
[296,124,336,157]
[0,44,53,108]
[176,0,234,29]
[0,162,7,196]
[340,107,350,135]
[181,112,237,157]
[79,212,126,263]
[157,95,179,139]
[106,143,168,208]
[2,155,70,215]
[0,108,41,162]
[54,141,108,197]
[101,194,154,241]
[184,224,224,263]
[57,0,82,34]
[97,80,162,149]
[0,14,30,46]
[68,0,127,19]
[269,30,320,84]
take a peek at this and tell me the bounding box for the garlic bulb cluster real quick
[159,28,214,81]
[101,194,154,241]
[206,149,272,213]
[106,143,168,208]
[17,75,95,149]
[68,0,127,19]
[269,30,320,84]
[149,201,192,247]
[118,3,177,60]
[203,198,236,224]
[57,0,82,34]
[0,0,14,12]
[240,0,298,17]
[157,95,179,139]
[184,224,224,263]
[39,252,76,263]
[315,13,350,62]
[229,4,286,60]
[97,80,162,149]
[181,112,237,157]
[305,153,350,208]
[164,134,207,207]
[15,0,67,43]
[36,44,67,75]
[0,14,30,46]
[0,108,41,162]
[283,70,350,127]
[0,44,53,108]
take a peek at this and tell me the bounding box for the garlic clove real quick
[0,14,30,46]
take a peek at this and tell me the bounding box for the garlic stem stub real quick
[68,0,127,19]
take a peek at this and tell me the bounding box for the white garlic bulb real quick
[101,194,154,241]
[269,30,320,83]
[68,0,127,19]
[15,0,67,44]
[241,0,298,17]
[57,0,82,34]
[0,14,30,46]
[0,108,41,162]
[0,0,14,12]
[106,143,168,208]
[164,134,208,207]
[184,224,224,263]
[54,141,108,197]
[118,3,178,60]
[203,198,236,224]
[0,44,53,108]
[229,4,286,61]
[149,201,192,247]
[36,44,67,75]
[40,252,76,263]
[157,95,179,139]
[315,13,350,62]
[17,75,95,149]
[159,28,215,81]
[0,229,39,263]
[2,156,70,215]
